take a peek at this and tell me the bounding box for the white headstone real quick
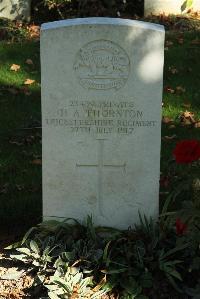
[145,0,200,16]
[0,0,31,20]
[41,18,165,229]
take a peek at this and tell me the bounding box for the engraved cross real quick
[76,139,126,216]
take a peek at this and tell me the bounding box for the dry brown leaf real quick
[9,140,23,146]
[191,39,200,45]
[162,116,173,124]
[28,24,40,39]
[176,86,186,94]
[24,78,35,85]
[182,102,191,109]
[169,66,178,74]
[181,118,193,126]
[165,86,175,94]
[178,38,184,44]
[168,125,176,129]
[10,64,20,72]
[31,159,42,165]
[163,135,177,141]
[165,40,173,47]
[171,68,178,74]
[0,289,25,299]
[15,20,23,28]
[179,111,196,126]
[25,58,34,65]
[183,110,194,118]
[194,121,200,128]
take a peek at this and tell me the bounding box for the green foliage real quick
[6,211,200,298]
[0,19,29,42]
[46,266,107,299]
[181,0,193,12]
[10,238,55,269]
[32,0,143,23]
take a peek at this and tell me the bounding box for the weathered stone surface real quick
[0,0,31,20]
[145,0,200,16]
[41,18,165,229]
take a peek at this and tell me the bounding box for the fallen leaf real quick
[181,119,193,126]
[162,135,177,141]
[162,116,173,124]
[182,102,191,109]
[169,66,178,74]
[165,40,173,47]
[191,39,200,45]
[169,125,176,129]
[27,24,40,39]
[179,110,196,126]
[10,64,20,72]
[9,139,23,146]
[194,121,200,128]
[165,86,175,94]
[178,38,184,44]
[176,86,186,94]
[25,58,34,65]
[31,159,42,165]
[183,110,194,118]
[24,78,35,85]
[15,20,23,28]
[0,289,25,299]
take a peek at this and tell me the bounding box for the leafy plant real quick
[6,211,200,298]
[10,239,53,269]
[181,0,193,12]
[45,266,108,299]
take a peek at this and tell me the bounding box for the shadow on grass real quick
[0,41,42,231]
[0,87,42,232]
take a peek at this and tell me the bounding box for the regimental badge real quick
[74,40,130,90]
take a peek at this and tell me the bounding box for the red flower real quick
[176,218,187,235]
[173,139,200,164]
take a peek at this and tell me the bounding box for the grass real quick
[0,29,200,231]
[0,41,42,230]
[161,30,200,168]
